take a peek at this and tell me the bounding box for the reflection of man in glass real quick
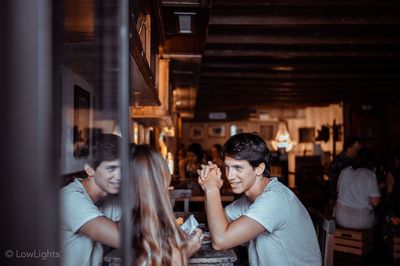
[61,134,121,266]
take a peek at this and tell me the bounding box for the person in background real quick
[179,142,205,180]
[335,148,381,229]
[198,133,321,266]
[60,134,121,266]
[210,143,232,194]
[328,136,363,210]
[386,146,400,217]
[131,144,202,265]
[210,144,223,167]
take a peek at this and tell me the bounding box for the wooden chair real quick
[308,208,336,266]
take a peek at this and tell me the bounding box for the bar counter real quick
[104,243,237,266]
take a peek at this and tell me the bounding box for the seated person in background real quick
[387,146,400,217]
[131,144,202,265]
[386,146,400,217]
[327,136,362,210]
[335,148,381,230]
[210,143,224,167]
[179,143,205,194]
[179,142,205,180]
[211,143,231,194]
[198,133,321,266]
[60,134,121,266]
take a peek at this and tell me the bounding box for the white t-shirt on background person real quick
[60,179,121,266]
[225,177,321,266]
[337,167,381,210]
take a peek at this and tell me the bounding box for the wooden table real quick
[175,195,234,203]
[104,244,237,266]
[189,243,237,265]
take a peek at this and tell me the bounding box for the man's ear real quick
[256,163,265,176]
[84,163,95,177]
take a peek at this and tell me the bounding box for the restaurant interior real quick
[2,0,400,265]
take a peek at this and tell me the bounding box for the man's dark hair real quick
[222,133,271,177]
[87,134,121,170]
[343,136,362,151]
[352,148,374,170]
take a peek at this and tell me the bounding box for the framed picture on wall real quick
[73,85,91,158]
[208,125,226,138]
[299,127,315,143]
[190,125,205,140]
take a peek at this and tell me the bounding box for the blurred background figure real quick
[328,136,363,212]
[386,146,400,218]
[210,144,223,166]
[179,143,205,180]
[210,143,232,195]
[335,148,381,229]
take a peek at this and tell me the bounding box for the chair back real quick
[308,207,336,266]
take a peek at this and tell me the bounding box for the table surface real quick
[175,195,234,202]
[104,243,237,265]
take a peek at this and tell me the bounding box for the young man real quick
[60,134,121,266]
[198,133,321,266]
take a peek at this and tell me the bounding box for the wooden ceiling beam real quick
[203,50,400,58]
[200,71,400,79]
[201,62,400,71]
[209,16,400,26]
[206,34,400,45]
[211,0,400,7]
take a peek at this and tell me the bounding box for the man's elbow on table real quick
[211,236,230,251]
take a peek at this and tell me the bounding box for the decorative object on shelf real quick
[229,124,247,136]
[270,121,296,152]
[208,125,226,138]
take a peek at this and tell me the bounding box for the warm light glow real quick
[270,121,296,152]
[167,152,174,175]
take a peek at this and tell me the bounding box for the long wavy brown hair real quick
[131,144,187,265]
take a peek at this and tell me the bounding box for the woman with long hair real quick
[131,144,202,265]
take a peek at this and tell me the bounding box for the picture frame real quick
[208,125,226,138]
[73,85,91,158]
[190,125,204,140]
[299,127,315,143]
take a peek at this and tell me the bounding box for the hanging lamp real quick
[270,121,296,152]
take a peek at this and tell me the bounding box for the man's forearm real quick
[205,187,229,245]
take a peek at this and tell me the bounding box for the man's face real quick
[93,159,121,195]
[224,156,257,194]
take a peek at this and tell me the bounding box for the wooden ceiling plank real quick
[211,0,400,7]
[209,16,400,26]
[203,50,400,58]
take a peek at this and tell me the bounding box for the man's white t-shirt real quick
[337,167,381,210]
[60,179,121,266]
[225,177,321,266]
